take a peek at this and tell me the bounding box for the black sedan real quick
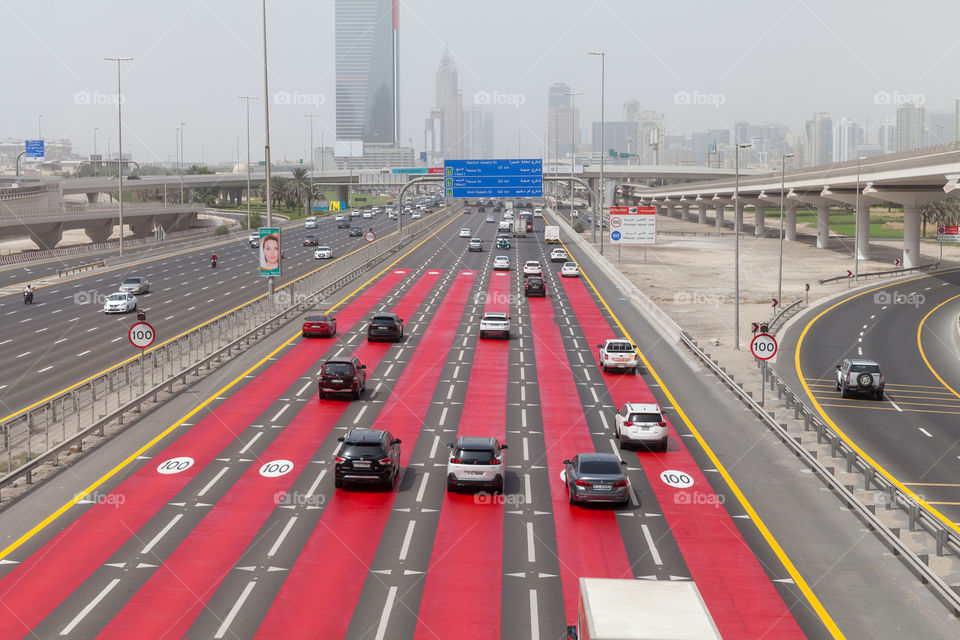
[349,226,363,237]
[563,453,631,505]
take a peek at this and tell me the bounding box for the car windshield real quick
[108,293,126,301]
[122,278,140,284]
[454,449,495,463]
[324,363,353,376]
[850,364,880,373]
[606,342,633,352]
[579,460,622,475]
[318,246,330,251]
[629,413,663,423]
[341,443,385,458]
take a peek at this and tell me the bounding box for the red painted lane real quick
[413,270,512,639]
[256,270,476,640]
[560,276,805,638]
[0,270,410,640]
[97,270,439,638]
[527,294,632,624]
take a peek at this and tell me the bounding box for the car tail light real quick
[623,421,633,427]
[612,480,628,488]
[575,479,591,487]
[450,457,461,464]
[658,422,667,428]
[487,458,499,465]
[878,373,884,383]
[378,457,392,465]
[334,456,345,463]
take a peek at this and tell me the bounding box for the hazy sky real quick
[4,0,958,163]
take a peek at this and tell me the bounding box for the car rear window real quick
[371,317,397,326]
[123,278,140,284]
[324,363,353,376]
[579,460,622,474]
[341,443,385,458]
[850,364,880,373]
[454,449,495,463]
[629,413,663,423]
[606,342,633,352]
[306,315,328,322]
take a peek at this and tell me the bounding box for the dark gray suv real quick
[836,358,884,400]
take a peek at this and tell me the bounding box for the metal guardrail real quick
[819,262,940,285]
[0,208,452,500]
[767,298,803,334]
[58,261,105,277]
[679,331,960,615]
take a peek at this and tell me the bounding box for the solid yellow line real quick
[795,273,960,539]
[904,483,960,487]
[916,294,960,402]
[552,221,844,638]
[0,214,431,424]
[0,212,459,561]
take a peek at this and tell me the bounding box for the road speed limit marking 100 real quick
[660,470,695,488]
[157,456,195,475]
[128,321,155,349]
[259,460,294,477]
[750,333,778,360]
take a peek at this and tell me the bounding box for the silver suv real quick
[836,358,884,400]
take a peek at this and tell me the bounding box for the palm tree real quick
[921,196,960,237]
[269,176,289,210]
[288,168,311,217]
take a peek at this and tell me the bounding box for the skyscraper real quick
[894,103,926,151]
[833,117,863,162]
[335,0,399,152]
[804,112,832,166]
[435,48,463,159]
[463,107,494,159]
[548,83,572,110]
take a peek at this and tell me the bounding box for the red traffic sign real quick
[364,230,376,243]
[751,322,759,333]
[750,333,778,360]
[128,321,155,349]
[771,298,779,308]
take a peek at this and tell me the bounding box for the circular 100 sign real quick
[128,321,156,349]
[750,333,778,360]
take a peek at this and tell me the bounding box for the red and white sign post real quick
[128,321,155,395]
[749,333,778,407]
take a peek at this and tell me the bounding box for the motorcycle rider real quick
[211,252,218,268]
[23,284,34,304]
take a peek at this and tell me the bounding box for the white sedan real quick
[103,292,137,314]
[493,255,510,270]
[522,261,542,276]
[550,248,568,262]
[459,228,472,238]
[362,210,374,219]
[314,246,333,259]
[560,262,580,277]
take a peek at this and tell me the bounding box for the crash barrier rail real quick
[680,331,960,615]
[767,298,804,334]
[58,261,105,277]
[0,208,451,501]
[819,262,940,285]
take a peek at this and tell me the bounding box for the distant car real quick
[349,209,361,218]
[563,453,630,505]
[493,206,501,213]
[304,217,318,229]
[534,208,543,217]
[493,255,510,270]
[362,210,374,219]
[560,262,580,277]
[368,312,404,342]
[336,215,349,228]
[119,276,149,295]
[597,338,638,374]
[836,358,885,399]
[248,232,259,247]
[479,311,511,339]
[388,211,398,220]
[103,292,137,314]
[459,228,472,238]
[496,236,511,249]
[349,226,363,237]
[523,261,542,276]
[478,205,486,213]
[303,234,319,246]
[319,356,367,400]
[446,437,507,493]
[468,238,483,252]
[411,211,422,219]
[314,246,333,259]
[486,214,495,223]
[615,402,668,451]
[335,428,402,489]
[498,220,511,232]
[524,276,546,297]
[302,314,336,337]
[550,248,568,262]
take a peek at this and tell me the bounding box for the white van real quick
[304,216,318,229]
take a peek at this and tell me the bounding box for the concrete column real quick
[85,219,114,244]
[680,204,690,221]
[672,205,682,219]
[657,204,668,216]
[715,204,725,229]
[753,205,766,236]
[28,223,63,250]
[785,204,798,241]
[130,219,155,239]
[902,206,921,268]
[816,202,831,249]
[856,204,871,260]
[698,204,708,224]
[86,192,100,204]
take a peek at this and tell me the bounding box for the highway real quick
[1,209,959,638]
[0,211,404,419]
[779,269,960,521]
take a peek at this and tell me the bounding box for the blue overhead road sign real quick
[443,159,543,198]
[25,140,44,158]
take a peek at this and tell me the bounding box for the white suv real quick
[479,312,510,339]
[446,437,507,493]
[523,261,542,276]
[615,402,668,451]
[597,338,638,374]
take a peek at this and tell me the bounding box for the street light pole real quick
[734,142,752,350]
[564,91,582,223]
[105,56,132,256]
[261,0,275,293]
[855,156,862,279]
[589,51,605,250]
[306,114,322,218]
[778,153,795,306]
[179,121,186,203]
[239,96,257,232]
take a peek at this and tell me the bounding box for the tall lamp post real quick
[261,0,275,294]
[105,56,132,256]
[588,51,605,249]
[734,142,752,350]
[855,156,862,279]
[564,90,582,223]
[550,112,559,201]
[306,113,322,218]
[239,96,257,232]
[179,121,186,203]
[778,153,795,306]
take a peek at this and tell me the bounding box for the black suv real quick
[368,313,404,342]
[318,356,367,400]
[349,226,363,237]
[334,428,402,488]
[525,276,546,297]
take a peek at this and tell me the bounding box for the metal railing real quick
[0,208,452,500]
[57,261,105,277]
[679,331,960,615]
[819,262,940,285]
[767,298,803,334]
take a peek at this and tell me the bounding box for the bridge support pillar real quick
[85,219,115,244]
[335,184,349,206]
[130,218,155,239]
[903,206,921,268]
[856,205,871,260]
[86,192,100,204]
[697,203,708,224]
[754,205,766,236]
[785,203,798,241]
[680,204,690,221]
[715,204,725,229]
[29,223,63,251]
[816,202,831,249]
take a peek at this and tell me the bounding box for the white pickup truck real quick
[544,225,560,243]
[597,338,638,374]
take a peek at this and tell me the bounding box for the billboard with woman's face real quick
[259,228,281,276]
